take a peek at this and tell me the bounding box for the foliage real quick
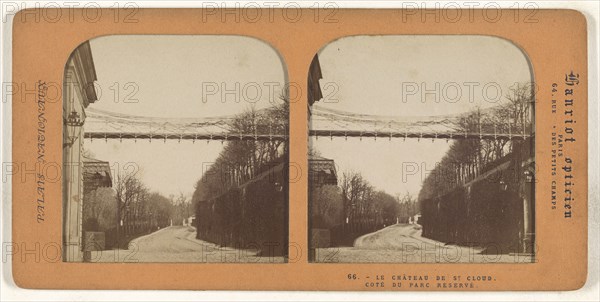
[192,100,288,207]
[418,83,534,249]
[310,185,344,228]
[338,170,416,228]
[192,98,289,254]
[420,169,524,249]
[195,164,287,255]
[309,169,419,247]
[418,83,534,202]
[170,193,192,226]
[112,169,174,235]
[83,187,117,232]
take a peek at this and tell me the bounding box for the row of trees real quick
[192,99,288,207]
[418,83,534,201]
[192,98,289,251]
[339,171,418,230]
[83,169,180,248]
[418,83,534,249]
[113,171,175,236]
[82,187,118,232]
[310,169,419,246]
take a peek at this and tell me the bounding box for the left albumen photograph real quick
[62,36,289,263]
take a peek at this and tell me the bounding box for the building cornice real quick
[69,41,98,107]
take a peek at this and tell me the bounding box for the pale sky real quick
[311,35,532,198]
[81,35,533,200]
[84,35,286,198]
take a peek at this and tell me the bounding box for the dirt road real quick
[314,224,533,263]
[91,226,285,263]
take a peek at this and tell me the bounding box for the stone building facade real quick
[62,41,99,262]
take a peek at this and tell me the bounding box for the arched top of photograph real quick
[73,35,288,119]
[62,35,290,263]
[307,35,535,263]
[310,35,533,117]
